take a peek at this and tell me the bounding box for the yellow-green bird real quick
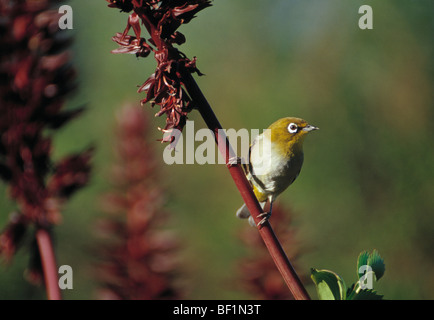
[236,117,318,226]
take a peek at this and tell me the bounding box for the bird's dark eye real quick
[288,123,298,133]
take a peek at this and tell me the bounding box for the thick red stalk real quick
[131,6,309,300]
[181,72,310,300]
[35,229,61,300]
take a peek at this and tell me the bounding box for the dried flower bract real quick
[107,0,211,141]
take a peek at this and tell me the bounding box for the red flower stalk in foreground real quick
[107,0,310,299]
[108,0,211,141]
[238,204,307,300]
[95,105,181,300]
[0,0,92,299]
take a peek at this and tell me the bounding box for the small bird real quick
[236,117,318,226]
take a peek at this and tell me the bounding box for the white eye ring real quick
[288,123,298,133]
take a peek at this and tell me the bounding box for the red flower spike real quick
[0,0,92,299]
[95,105,182,300]
[108,0,211,138]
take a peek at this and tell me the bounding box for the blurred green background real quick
[1,0,433,299]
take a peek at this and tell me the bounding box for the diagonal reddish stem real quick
[134,7,310,300]
[181,72,310,300]
[35,228,61,300]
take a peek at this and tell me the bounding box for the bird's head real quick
[267,117,319,155]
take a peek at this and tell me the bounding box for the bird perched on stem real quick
[236,117,318,227]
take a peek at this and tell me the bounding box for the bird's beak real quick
[303,124,319,132]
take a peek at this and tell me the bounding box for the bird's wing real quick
[244,133,260,179]
[247,134,269,194]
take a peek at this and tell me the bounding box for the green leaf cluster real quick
[311,250,385,300]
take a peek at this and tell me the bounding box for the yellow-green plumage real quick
[236,117,318,226]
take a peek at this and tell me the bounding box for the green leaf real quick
[368,249,385,281]
[346,282,357,299]
[349,288,383,300]
[357,250,385,281]
[311,268,347,300]
[357,251,370,279]
[346,283,384,300]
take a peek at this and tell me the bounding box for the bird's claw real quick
[227,156,242,167]
[256,211,271,227]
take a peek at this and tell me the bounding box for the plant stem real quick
[181,71,310,300]
[135,6,310,300]
[35,228,61,300]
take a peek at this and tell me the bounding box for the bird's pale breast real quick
[250,133,304,202]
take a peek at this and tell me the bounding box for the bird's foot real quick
[256,211,271,227]
[227,156,242,167]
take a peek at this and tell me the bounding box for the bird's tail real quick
[236,203,251,219]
